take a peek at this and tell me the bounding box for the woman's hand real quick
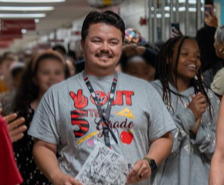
[187,92,207,121]
[187,92,207,134]
[4,113,26,143]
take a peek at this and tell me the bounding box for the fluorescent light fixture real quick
[201,7,204,11]
[34,19,40,23]
[179,0,186,3]
[173,7,176,11]
[0,13,46,18]
[165,13,170,18]
[0,6,54,11]
[21,29,27,34]
[179,7,186,12]
[164,6,170,11]
[156,14,162,18]
[189,0,196,4]
[0,0,65,2]
[188,7,196,12]
[151,7,154,11]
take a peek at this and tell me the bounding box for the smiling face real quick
[170,39,201,82]
[34,58,65,95]
[81,23,123,76]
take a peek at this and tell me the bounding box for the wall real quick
[214,0,224,25]
[119,0,149,41]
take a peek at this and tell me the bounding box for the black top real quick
[14,106,51,185]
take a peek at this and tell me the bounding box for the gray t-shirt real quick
[151,80,220,185]
[28,72,176,185]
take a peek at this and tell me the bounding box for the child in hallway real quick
[151,36,220,185]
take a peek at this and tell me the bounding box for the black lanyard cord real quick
[83,71,118,147]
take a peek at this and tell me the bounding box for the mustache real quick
[95,51,113,58]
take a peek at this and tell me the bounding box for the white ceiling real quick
[0,0,95,53]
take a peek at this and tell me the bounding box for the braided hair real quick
[156,36,212,117]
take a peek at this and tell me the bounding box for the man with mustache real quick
[28,11,176,185]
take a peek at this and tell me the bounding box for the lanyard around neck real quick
[83,71,118,147]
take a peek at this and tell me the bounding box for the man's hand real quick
[205,12,218,28]
[52,172,83,185]
[5,113,26,143]
[126,159,151,184]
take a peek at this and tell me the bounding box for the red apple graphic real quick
[120,131,133,145]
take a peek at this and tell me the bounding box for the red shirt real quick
[0,116,23,185]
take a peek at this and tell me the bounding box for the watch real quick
[143,157,157,174]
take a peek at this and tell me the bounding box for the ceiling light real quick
[164,6,170,11]
[189,7,196,12]
[165,13,170,18]
[0,0,65,2]
[34,19,40,23]
[0,6,54,11]
[179,0,186,3]
[156,14,162,18]
[0,13,46,18]
[21,29,27,34]
[189,0,196,4]
[179,7,186,12]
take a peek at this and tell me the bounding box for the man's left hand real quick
[126,159,151,184]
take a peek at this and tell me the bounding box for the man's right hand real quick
[52,173,83,185]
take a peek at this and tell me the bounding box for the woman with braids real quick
[151,36,220,185]
[13,50,68,185]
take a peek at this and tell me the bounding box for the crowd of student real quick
[0,9,224,185]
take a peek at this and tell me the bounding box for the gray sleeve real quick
[148,85,176,142]
[190,91,220,158]
[28,89,59,145]
[175,108,195,134]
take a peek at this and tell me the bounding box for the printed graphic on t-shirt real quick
[69,89,135,145]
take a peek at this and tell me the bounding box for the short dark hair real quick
[52,44,67,55]
[81,11,125,42]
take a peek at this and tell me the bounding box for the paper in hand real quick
[76,142,132,185]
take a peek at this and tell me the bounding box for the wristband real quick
[143,157,157,174]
